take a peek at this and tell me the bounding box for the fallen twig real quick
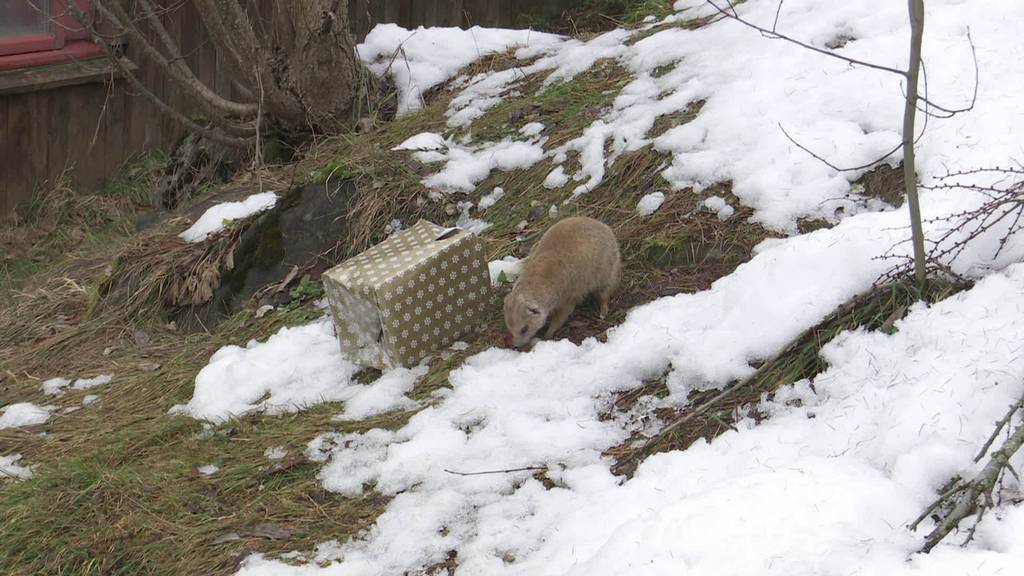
[443,466,545,476]
[912,392,1024,553]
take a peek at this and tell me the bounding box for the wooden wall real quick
[0,0,576,218]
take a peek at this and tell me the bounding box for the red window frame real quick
[0,1,102,71]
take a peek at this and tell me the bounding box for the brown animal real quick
[504,216,621,347]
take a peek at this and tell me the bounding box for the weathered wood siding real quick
[0,0,575,217]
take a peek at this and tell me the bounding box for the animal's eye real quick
[520,327,528,335]
[527,307,540,315]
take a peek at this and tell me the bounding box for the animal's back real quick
[528,216,620,303]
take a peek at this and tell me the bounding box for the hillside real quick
[2,1,1024,574]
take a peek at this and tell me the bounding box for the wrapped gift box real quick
[323,220,491,369]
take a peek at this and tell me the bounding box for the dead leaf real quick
[254,305,275,319]
[274,265,300,294]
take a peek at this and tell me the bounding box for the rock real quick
[516,220,529,232]
[527,205,546,222]
[176,179,355,332]
[444,203,458,216]
[137,362,162,372]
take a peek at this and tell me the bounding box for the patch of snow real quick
[392,132,448,151]
[264,447,288,460]
[41,377,70,396]
[171,316,426,423]
[636,191,665,216]
[170,317,360,422]
[450,341,470,352]
[358,24,563,116]
[519,122,545,137]
[0,403,52,429]
[334,366,425,421]
[197,464,219,476]
[477,187,505,211]
[548,204,558,218]
[455,202,492,235]
[702,195,735,220]
[423,139,545,193]
[73,374,112,390]
[81,395,100,406]
[488,257,523,286]
[0,454,35,480]
[543,166,569,189]
[180,192,278,243]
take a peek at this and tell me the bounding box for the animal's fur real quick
[504,216,621,347]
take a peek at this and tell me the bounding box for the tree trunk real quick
[264,1,364,132]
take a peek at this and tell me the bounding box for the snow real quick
[0,403,51,429]
[455,202,492,235]
[357,24,562,116]
[488,257,523,286]
[264,447,287,460]
[81,395,100,406]
[73,374,112,390]
[392,132,448,151]
[180,192,278,243]
[701,195,735,220]
[0,454,35,480]
[519,122,545,137]
[334,366,425,421]
[636,191,665,216]
[422,139,545,193]
[238,1,1024,574]
[197,464,219,476]
[41,377,70,396]
[542,166,569,189]
[477,187,504,211]
[172,316,423,423]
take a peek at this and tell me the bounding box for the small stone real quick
[102,346,116,356]
[527,205,546,222]
[445,203,458,216]
[515,220,529,232]
[137,362,162,372]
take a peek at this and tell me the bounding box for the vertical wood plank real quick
[104,81,127,180]
[46,87,71,187]
[0,97,9,217]
[6,94,34,215]
[446,0,464,27]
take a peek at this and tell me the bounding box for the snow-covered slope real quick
[174,0,1024,573]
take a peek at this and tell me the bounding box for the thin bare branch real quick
[708,1,907,77]
[67,0,251,147]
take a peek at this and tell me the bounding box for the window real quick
[0,1,101,71]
